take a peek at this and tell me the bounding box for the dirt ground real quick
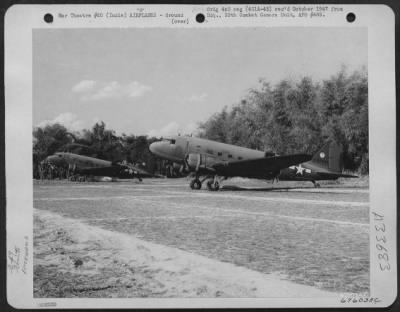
[33,177,369,298]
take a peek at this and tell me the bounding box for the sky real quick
[33,27,367,137]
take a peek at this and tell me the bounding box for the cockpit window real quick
[162,138,176,144]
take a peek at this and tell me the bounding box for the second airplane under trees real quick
[46,150,154,182]
[149,136,357,191]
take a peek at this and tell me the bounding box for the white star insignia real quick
[295,164,305,175]
[289,164,311,175]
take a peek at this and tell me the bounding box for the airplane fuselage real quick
[47,152,112,170]
[46,152,141,180]
[150,135,266,165]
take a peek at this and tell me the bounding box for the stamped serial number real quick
[340,296,380,304]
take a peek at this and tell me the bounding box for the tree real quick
[32,123,72,178]
[198,67,368,173]
[33,123,72,161]
[198,107,229,143]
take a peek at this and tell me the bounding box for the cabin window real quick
[228,154,233,158]
[170,139,176,144]
[206,149,214,155]
[217,152,222,156]
[238,156,243,160]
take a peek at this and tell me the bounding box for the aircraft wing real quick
[211,154,312,178]
[79,165,130,177]
[79,164,157,178]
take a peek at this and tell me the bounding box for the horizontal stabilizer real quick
[337,173,358,178]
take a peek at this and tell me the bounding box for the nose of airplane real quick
[46,155,57,164]
[149,142,162,156]
[45,153,65,166]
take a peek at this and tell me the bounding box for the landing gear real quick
[312,180,321,188]
[68,175,87,182]
[190,178,202,190]
[189,175,225,191]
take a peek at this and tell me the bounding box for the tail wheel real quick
[190,178,202,190]
[312,180,321,188]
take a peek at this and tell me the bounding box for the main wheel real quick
[206,180,220,191]
[190,179,202,190]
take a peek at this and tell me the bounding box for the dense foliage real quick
[199,68,368,174]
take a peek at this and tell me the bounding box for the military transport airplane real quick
[149,136,357,190]
[46,152,152,182]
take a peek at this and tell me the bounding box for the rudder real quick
[311,141,343,173]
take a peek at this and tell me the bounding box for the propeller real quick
[182,154,190,173]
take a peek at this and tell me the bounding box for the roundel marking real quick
[320,152,326,159]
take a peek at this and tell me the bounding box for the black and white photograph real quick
[5,4,397,309]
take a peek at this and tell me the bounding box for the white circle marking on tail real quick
[320,152,325,159]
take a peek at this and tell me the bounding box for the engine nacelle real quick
[172,162,182,171]
[186,153,203,170]
[186,153,218,172]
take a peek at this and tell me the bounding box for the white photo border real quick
[5,4,397,308]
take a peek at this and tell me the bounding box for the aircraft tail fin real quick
[310,141,343,173]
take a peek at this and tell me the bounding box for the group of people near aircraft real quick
[37,160,68,180]
[44,135,357,190]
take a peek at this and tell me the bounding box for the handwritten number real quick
[373,214,391,272]
[376,235,386,243]
[375,223,385,232]
[379,262,390,271]
[376,244,388,253]
[378,253,389,262]
[371,211,384,221]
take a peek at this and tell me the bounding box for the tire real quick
[190,179,202,190]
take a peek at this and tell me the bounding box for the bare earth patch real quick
[34,208,337,298]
